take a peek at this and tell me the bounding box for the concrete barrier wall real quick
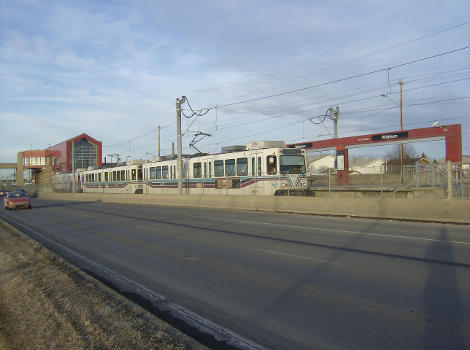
[37,193,470,224]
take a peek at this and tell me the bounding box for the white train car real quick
[80,161,145,194]
[142,158,178,194]
[142,141,307,196]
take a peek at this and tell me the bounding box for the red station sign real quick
[287,124,462,185]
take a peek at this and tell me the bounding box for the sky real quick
[1,0,469,176]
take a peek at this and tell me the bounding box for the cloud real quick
[0,0,468,165]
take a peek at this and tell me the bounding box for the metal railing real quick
[307,163,469,199]
[3,163,468,200]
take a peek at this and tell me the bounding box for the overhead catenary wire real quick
[104,44,469,157]
[202,46,469,111]
[107,56,468,153]
[213,68,470,124]
[228,21,470,102]
[103,121,175,149]
[195,92,469,135]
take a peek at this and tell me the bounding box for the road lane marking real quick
[254,248,343,265]
[225,218,469,245]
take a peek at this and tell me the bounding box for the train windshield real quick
[280,155,306,174]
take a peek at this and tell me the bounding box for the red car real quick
[3,191,32,210]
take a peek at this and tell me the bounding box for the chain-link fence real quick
[3,162,469,200]
[308,162,470,199]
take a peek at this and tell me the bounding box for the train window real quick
[173,166,176,179]
[225,159,235,176]
[257,157,262,176]
[170,166,173,179]
[214,160,224,177]
[104,172,108,182]
[117,171,121,181]
[150,167,156,179]
[209,162,212,178]
[251,157,255,176]
[193,162,202,178]
[203,163,207,178]
[121,170,125,181]
[156,167,161,179]
[98,173,102,182]
[138,169,142,180]
[132,169,136,180]
[267,155,277,175]
[162,166,169,179]
[237,158,248,176]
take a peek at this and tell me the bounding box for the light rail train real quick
[75,141,308,196]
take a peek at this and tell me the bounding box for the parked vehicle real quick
[3,191,32,210]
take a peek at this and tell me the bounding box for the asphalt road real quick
[1,198,469,349]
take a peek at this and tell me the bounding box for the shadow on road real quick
[69,204,469,269]
[31,200,98,209]
[423,227,469,349]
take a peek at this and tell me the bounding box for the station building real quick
[18,133,102,185]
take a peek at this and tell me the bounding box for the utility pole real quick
[328,107,339,139]
[399,79,404,183]
[72,141,75,193]
[157,125,161,158]
[176,97,185,194]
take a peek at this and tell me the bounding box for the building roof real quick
[350,157,384,167]
[307,154,334,163]
[48,133,101,148]
[23,149,61,157]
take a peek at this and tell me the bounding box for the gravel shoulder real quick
[0,219,208,350]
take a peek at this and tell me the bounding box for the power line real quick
[287,77,470,119]
[252,69,469,118]
[185,65,469,136]
[324,96,470,118]
[200,93,469,133]
[228,21,470,102]
[103,122,174,149]
[205,46,469,111]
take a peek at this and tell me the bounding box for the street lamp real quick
[381,80,404,182]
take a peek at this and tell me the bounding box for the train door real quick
[251,152,263,193]
[205,158,213,194]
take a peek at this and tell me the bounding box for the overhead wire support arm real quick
[181,96,210,118]
[189,131,211,154]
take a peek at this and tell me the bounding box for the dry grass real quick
[0,220,208,350]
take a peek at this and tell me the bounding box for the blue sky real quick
[1,0,469,174]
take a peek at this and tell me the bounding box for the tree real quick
[385,144,418,173]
